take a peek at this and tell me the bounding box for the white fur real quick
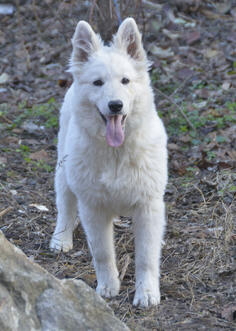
[50,18,168,308]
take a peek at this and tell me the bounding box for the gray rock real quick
[0,231,129,331]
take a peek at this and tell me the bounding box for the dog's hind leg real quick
[50,168,77,252]
[79,203,120,298]
[133,199,165,307]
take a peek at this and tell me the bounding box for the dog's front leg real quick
[50,169,77,252]
[133,199,165,307]
[79,203,120,298]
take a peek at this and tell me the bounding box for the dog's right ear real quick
[71,21,101,63]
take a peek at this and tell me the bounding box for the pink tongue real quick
[106,115,125,147]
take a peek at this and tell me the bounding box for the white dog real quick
[50,18,168,308]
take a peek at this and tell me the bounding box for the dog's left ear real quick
[114,18,146,62]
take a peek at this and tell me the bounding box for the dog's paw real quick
[50,234,73,253]
[96,279,120,298]
[133,286,160,308]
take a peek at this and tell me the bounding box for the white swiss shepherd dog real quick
[50,18,168,308]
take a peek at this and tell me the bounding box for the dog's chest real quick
[67,143,155,209]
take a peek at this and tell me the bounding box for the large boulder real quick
[0,231,129,331]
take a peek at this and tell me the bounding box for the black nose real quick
[108,100,123,113]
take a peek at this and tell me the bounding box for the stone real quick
[0,231,129,331]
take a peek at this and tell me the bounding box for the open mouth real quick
[98,111,127,127]
[96,107,127,147]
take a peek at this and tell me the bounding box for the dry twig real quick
[155,87,195,130]
[0,207,13,218]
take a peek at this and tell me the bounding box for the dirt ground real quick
[0,1,235,330]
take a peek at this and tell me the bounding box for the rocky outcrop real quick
[0,231,129,331]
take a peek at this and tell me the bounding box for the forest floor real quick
[0,1,235,330]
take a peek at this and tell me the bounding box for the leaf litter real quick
[0,1,235,330]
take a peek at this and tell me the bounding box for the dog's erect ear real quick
[114,18,145,62]
[71,21,101,63]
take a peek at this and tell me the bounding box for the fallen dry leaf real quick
[201,9,221,20]
[179,135,191,143]
[216,1,232,15]
[177,68,194,80]
[162,29,180,40]
[29,150,49,161]
[221,304,236,322]
[222,81,231,90]
[168,143,180,151]
[149,45,174,59]
[227,149,236,160]
[231,7,236,18]
[0,156,7,165]
[204,49,219,59]
[29,204,49,212]
[184,31,201,45]
[0,73,10,84]
[196,88,209,99]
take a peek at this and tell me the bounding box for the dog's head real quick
[69,18,150,147]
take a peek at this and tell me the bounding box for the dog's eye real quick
[93,79,104,86]
[121,77,130,85]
